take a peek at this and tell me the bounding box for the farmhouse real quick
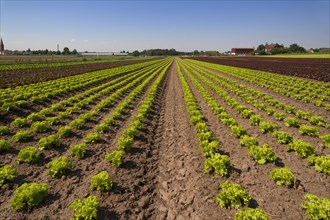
[265,43,284,54]
[231,48,254,55]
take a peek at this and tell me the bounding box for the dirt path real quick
[152,61,229,220]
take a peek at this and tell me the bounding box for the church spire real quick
[0,38,4,55]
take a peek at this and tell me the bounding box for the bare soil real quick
[187,56,330,82]
[0,60,329,220]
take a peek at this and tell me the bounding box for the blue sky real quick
[0,0,329,52]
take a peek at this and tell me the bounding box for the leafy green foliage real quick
[288,139,316,158]
[284,117,300,128]
[45,116,60,125]
[234,208,269,220]
[0,165,18,186]
[221,118,237,127]
[0,126,10,135]
[70,143,86,159]
[314,100,323,107]
[117,136,134,151]
[69,196,99,220]
[17,146,40,164]
[301,193,330,220]
[123,126,140,138]
[250,115,263,126]
[39,108,52,117]
[84,132,101,144]
[269,168,294,187]
[47,156,72,178]
[95,123,109,133]
[38,135,60,150]
[285,105,296,114]
[200,140,219,157]
[239,135,258,148]
[259,121,278,134]
[309,116,326,126]
[308,155,330,175]
[27,113,41,122]
[12,130,32,143]
[319,134,330,148]
[274,112,285,121]
[10,118,27,128]
[105,150,124,167]
[58,126,73,138]
[265,108,275,116]
[197,131,215,142]
[248,144,277,165]
[195,122,208,133]
[272,131,293,144]
[216,180,251,209]
[231,125,247,138]
[298,125,319,137]
[0,139,10,153]
[325,104,330,111]
[204,153,231,176]
[70,119,85,129]
[296,110,311,120]
[31,121,49,133]
[10,183,48,211]
[90,171,113,192]
[240,109,254,119]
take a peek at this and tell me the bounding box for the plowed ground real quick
[0,59,329,220]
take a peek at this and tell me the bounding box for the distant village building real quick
[264,43,284,54]
[231,48,254,55]
[0,38,4,55]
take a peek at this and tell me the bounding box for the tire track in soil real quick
[152,61,231,220]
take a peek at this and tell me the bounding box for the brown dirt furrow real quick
[152,61,231,219]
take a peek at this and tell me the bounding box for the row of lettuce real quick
[0,57,142,71]
[186,59,330,112]
[176,58,329,220]
[0,58,172,219]
[0,59,159,114]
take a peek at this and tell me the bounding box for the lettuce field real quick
[0,57,329,219]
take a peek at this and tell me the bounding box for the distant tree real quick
[72,49,78,55]
[169,49,178,56]
[289,43,306,53]
[62,47,70,55]
[132,50,140,57]
[270,47,289,55]
[204,51,220,56]
[193,50,200,56]
[256,44,265,51]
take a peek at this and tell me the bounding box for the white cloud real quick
[83,39,89,43]
[70,38,76,42]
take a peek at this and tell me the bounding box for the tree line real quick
[23,47,78,55]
